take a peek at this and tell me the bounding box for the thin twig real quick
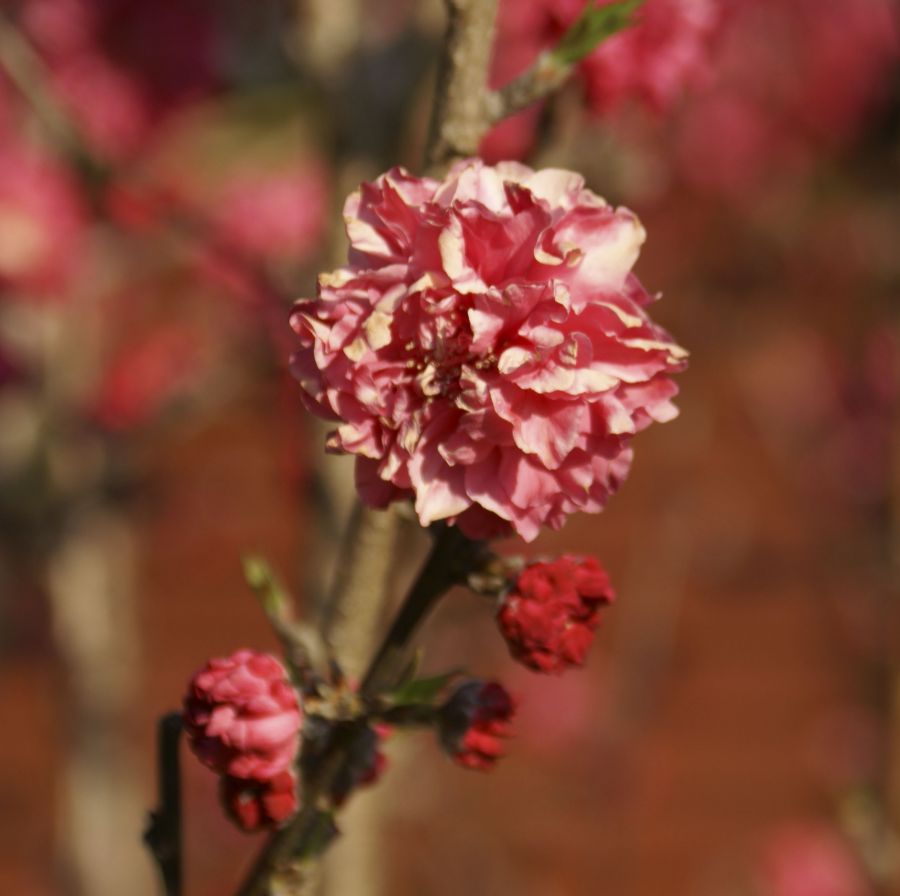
[485,0,644,124]
[235,526,484,896]
[485,53,574,124]
[145,713,184,896]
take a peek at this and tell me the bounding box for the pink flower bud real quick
[183,649,301,781]
[439,680,516,771]
[220,769,299,833]
[498,556,614,673]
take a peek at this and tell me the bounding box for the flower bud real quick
[498,555,614,673]
[438,680,515,770]
[183,649,301,781]
[219,769,299,833]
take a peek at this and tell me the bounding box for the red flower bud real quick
[439,680,516,771]
[220,769,299,833]
[498,555,614,673]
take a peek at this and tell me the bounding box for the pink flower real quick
[220,770,299,833]
[0,137,87,296]
[674,0,899,194]
[22,0,220,161]
[291,160,686,541]
[90,324,203,431]
[758,823,873,896]
[212,162,330,265]
[183,650,301,781]
[482,0,720,159]
[438,680,516,771]
[498,555,614,673]
[577,0,720,116]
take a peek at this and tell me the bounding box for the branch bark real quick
[426,0,500,170]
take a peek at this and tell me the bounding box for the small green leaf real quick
[241,553,288,617]
[552,0,644,67]
[390,671,461,707]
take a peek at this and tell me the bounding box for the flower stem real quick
[235,526,484,896]
[360,525,484,696]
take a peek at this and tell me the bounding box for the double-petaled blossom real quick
[498,555,614,673]
[291,159,686,542]
[438,680,516,770]
[183,649,301,783]
[220,769,299,833]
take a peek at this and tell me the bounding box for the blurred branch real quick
[0,11,95,172]
[48,510,151,896]
[886,328,900,894]
[318,503,400,674]
[144,714,183,896]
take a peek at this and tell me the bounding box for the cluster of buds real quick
[182,551,616,832]
[182,650,302,831]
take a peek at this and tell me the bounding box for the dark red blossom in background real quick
[21,0,221,160]
[498,555,615,673]
[438,680,516,771]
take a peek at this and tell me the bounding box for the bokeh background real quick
[1,1,899,894]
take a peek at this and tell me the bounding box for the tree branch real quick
[234,526,485,896]
[485,0,644,124]
[144,713,184,896]
[426,0,500,170]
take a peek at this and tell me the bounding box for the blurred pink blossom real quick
[675,0,899,193]
[90,324,204,432]
[0,136,87,296]
[483,0,721,161]
[757,823,873,896]
[211,163,330,266]
[22,0,220,160]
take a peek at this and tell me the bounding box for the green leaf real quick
[552,0,644,67]
[389,671,461,707]
[241,553,288,617]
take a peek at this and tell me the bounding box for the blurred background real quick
[0,0,899,894]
